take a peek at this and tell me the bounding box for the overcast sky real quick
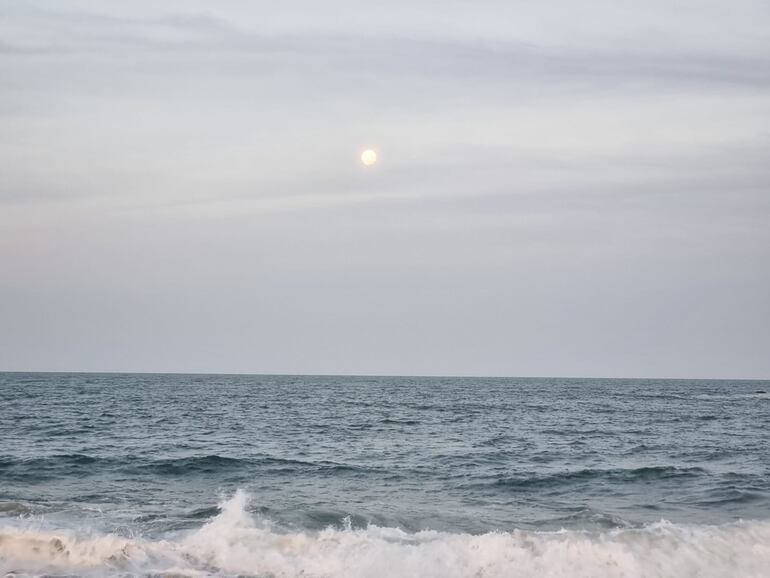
[1,1,769,378]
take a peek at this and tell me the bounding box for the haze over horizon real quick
[1,0,769,378]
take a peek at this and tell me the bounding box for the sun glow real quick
[360,149,377,166]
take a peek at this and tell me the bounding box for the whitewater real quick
[2,491,770,578]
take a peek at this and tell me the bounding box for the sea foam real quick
[2,490,769,578]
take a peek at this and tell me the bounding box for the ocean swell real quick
[494,466,707,489]
[2,491,770,578]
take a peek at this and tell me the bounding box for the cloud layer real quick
[1,1,769,377]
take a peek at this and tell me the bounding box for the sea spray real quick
[3,491,770,578]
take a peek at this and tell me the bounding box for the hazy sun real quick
[360,149,377,166]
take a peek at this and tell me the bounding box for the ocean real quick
[1,372,769,577]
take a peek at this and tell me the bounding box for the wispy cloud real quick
[2,2,769,90]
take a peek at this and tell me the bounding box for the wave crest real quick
[2,490,770,577]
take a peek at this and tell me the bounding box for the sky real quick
[1,1,769,378]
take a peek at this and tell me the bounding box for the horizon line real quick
[1,370,768,382]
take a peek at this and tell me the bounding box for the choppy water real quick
[1,372,769,577]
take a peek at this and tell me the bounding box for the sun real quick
[360,149,377,166]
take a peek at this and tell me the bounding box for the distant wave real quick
[0,453,104,468]
[2,490,769,578]
[0,453,375,479]
[494,466,707,489]
[126,455,375,477]
[127,454,250,475]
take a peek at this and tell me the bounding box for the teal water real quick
[1,372,769,577]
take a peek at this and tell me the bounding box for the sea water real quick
[1,373,769,577]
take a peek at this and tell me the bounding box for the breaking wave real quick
[2,490,770,578]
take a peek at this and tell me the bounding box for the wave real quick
[0,454,374,479]
[128,455,250,476]
[494,466,707,489]
[0,502,48,517]
[0,454,105,469]
[2,491,770,578]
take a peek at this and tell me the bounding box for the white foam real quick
[2,490,770,577]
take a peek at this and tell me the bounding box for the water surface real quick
[1,373,769,576]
